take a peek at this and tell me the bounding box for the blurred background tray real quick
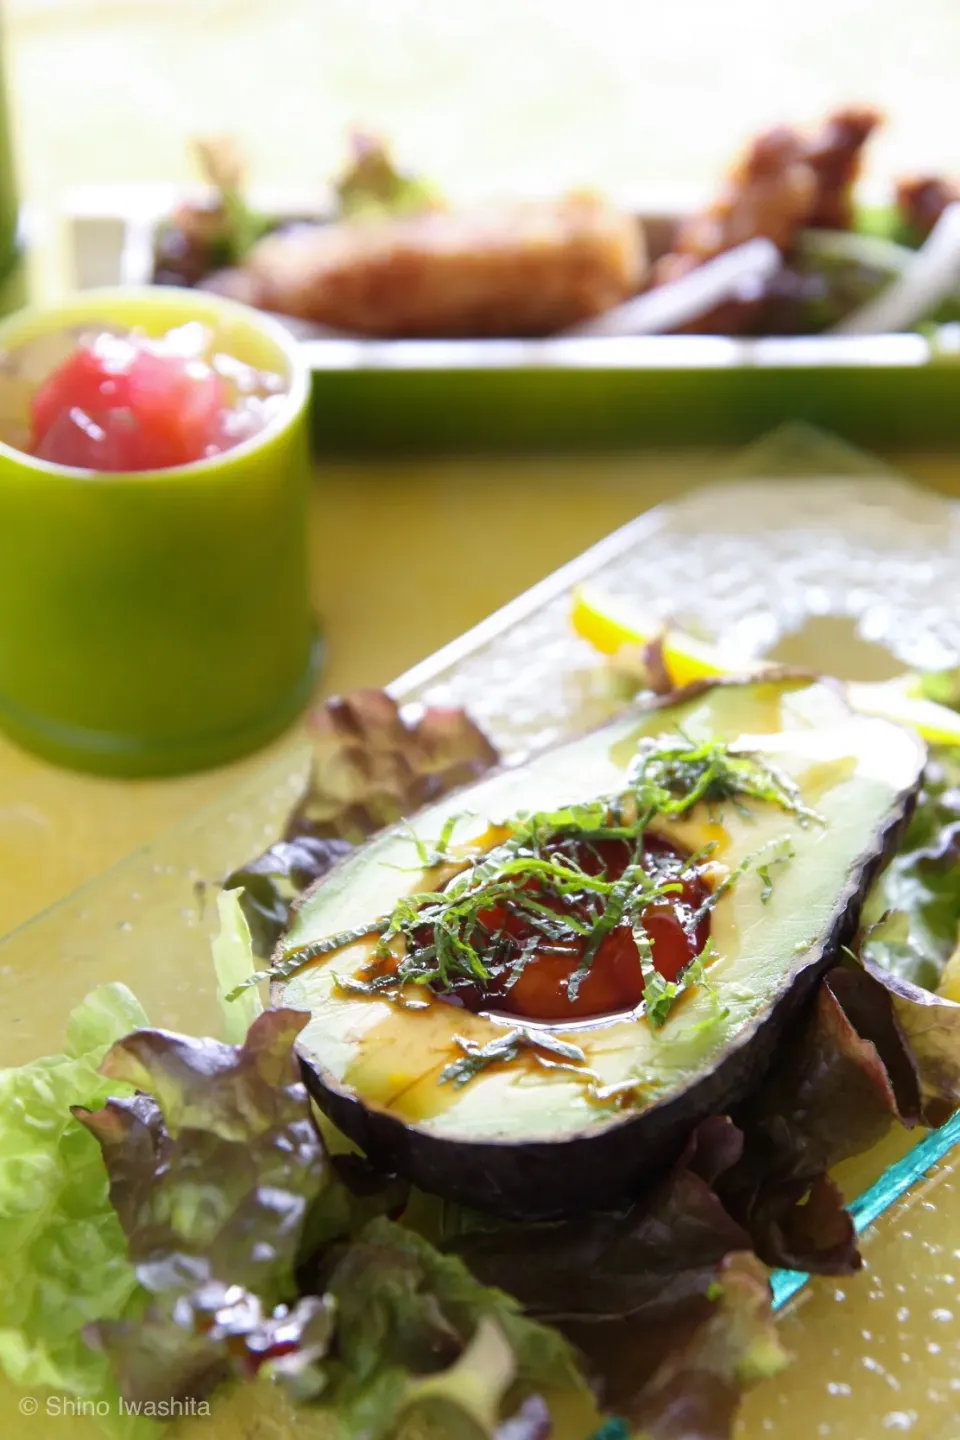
[64,188,960,456]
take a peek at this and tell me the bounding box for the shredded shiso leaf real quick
[243,732,811,1032]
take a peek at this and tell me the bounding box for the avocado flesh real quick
[281,677,925,1217]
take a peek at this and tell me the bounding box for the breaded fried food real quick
[656,106,881,286]
[243,195,645,337]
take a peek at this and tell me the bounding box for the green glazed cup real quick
[0,287,320,776]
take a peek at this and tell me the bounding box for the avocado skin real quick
[286,780,918,1220]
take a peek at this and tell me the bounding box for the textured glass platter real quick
[4,440,960,1439]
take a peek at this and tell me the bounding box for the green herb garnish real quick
[440,1028,590,1089]
[226,919,386,1001]
[235,732,811,1018]
[194,137,271,263]
[335,132,440,222]
[587,1070,669,1107]
[401,811,471,871]
[687,836,797,935]
[640,936,724,1031]
[757,838,796,903]
[627,732,819,824]
[343,834,685,1009]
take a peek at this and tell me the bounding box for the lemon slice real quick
[570,583,960,745]
[571,584,732,688]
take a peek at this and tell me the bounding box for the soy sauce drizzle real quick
[238,731,810,1022]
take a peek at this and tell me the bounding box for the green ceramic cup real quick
[0,287,320,776]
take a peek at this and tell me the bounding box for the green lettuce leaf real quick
[211,887,263,1042]
[225,834,351,962]
[919,668,960,711]
[192,136,271,263]
[863,747,960,990]
[291,690,500,850]
[84,1282,335,1412]
[394,1323,553,1440]
[76,1009,562,1436]
[313,1217,587,1440]
[75,1008,332,1404]
[854,742,960,1122]
[0,984,148,1399]
[73,1002,585,1433]
[334,133,441,222]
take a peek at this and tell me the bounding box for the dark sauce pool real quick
[432,833,711,1023]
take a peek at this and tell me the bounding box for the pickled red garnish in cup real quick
[21,321,286,472]
[0,286,318,777]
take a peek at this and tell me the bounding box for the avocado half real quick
[278,676,925,1218]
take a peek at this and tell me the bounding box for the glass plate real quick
[3,427,960,1440]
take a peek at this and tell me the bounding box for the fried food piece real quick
[896,175,960,241]
[655,106,881,288]
[805,106,882,229]
[244,196,645,337]
[198,265,268,308]
[655,128,815,287]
